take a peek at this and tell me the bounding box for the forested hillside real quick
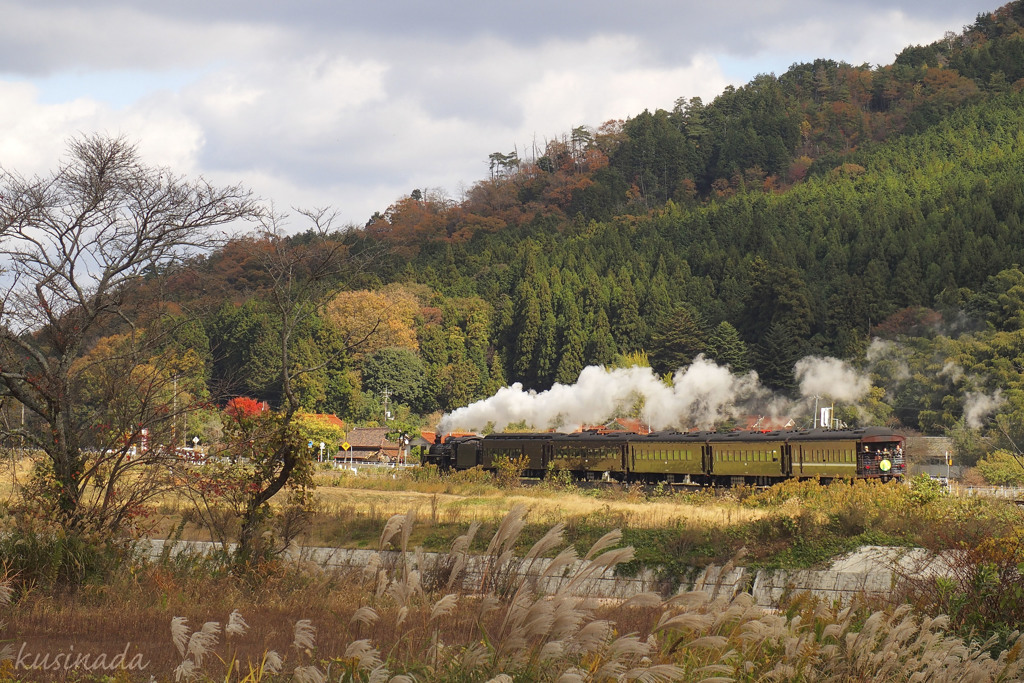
[44,1,1024,462]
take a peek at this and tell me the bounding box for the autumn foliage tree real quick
[212,210,373,562]
[323,285,420,359]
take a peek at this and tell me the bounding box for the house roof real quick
[578,418,651,433]
[347,427,396,449]
[738,416,796,431]
[422,430,477,444]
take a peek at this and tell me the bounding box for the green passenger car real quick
[791,438,858,478]
[627,432,704,479]
[707,433,787,479]
[548,432,629,477]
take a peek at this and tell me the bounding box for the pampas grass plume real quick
[226,609,249,637]
[293,618,317,652]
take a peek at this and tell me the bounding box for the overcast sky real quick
[0,1,997,229]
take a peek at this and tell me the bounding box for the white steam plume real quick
[963,390,1004,429]
[438,354,870,435]
[939,362,965,383]
[795,356,872,403]
[866,338,911,383]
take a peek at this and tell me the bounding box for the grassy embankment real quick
[3,457,1024,680]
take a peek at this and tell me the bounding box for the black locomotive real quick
[424,427,906,485]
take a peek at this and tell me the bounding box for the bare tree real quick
[0,134,260,532]
[236,208,367,559]
[181,207,374,562]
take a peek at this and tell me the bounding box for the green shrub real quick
[976,449,1024,486]
[492,453,529,488]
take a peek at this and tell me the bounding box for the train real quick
[423,427,906,485]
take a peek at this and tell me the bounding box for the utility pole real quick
[381,387,393,422]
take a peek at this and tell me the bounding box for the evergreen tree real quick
[610,268,645,351]
[739,257,814,343]
[586,309,617,366]
[648,305,708,375]
[511,279,541,383]
[554,295,586,384]
[706,321,750,373]
[535,309,559,387]
[754,320,804,392]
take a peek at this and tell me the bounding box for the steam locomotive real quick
[424,427,906,485]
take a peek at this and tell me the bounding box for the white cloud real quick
[0,0,997,226]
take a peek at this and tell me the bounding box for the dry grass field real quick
[4,456,1024,680]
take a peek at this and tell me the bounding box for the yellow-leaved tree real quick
[324,284,423,359]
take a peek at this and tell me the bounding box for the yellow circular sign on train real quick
[879,459,892,472]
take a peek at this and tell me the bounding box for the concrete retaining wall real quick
[145,540,925,608]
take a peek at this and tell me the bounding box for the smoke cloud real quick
[938,362,965,383]
[963,390,1004,429]
[438,354,872,435]
[795,356,872,403]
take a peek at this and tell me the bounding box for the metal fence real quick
[956,484,1024,500]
